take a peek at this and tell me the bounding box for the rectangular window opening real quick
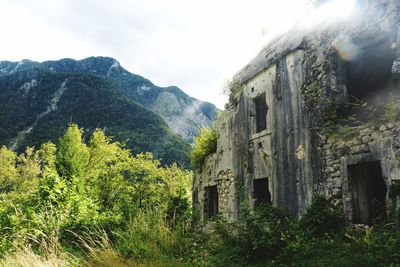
[205,185,218,219]
[348,161,387,225]
[255,94,267,133]
[253,178,271,208]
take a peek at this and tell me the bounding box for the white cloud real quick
[0,0,313,109]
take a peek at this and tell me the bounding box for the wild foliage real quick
[223,79,244,109]
[299,195,346,238]
[190,127,218,171]
[0,124,192,266]
[186,196,400,267]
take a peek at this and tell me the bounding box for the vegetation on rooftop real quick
[223,79,244,109]
[190,126,218,171]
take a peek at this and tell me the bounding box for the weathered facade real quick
[193,0,400,224]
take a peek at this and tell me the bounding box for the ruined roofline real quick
[234,0,399,85]
[234,30,307,85]
[234,17,342,84]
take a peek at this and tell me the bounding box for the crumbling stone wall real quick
[320,123,400,219]
[216,170,235,216]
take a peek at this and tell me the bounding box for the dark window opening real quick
[348,161,387,224]
[255,94,267,133]
[346,38,396,102]
[253,178,271,207]
[205,186,218,219]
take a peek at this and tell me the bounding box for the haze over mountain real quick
[0,57,218,167]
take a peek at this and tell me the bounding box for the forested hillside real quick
[0,63,191,167]
[0,57,218,143]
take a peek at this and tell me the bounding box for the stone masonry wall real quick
[320,122,400,221]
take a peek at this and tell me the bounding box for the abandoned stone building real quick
[193,0,400,225]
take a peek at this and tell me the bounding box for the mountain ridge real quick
[0,57,218,141]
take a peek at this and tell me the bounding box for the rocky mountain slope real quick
[0,57,218,141]
[0,57,218,167]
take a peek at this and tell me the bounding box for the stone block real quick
[362,136,372,143]
[332,188,342,197]
[333,178,341,188]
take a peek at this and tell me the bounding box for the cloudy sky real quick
[0,0,319,109]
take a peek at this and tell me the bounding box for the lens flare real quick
[332,33,360,61]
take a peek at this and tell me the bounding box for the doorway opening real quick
[348,161,387,224]
[253,178,271,207]
[205,185,218,220]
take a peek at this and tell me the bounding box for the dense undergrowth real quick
[0,124,400,266]
[0,124,193,266]
[192,197,400,267]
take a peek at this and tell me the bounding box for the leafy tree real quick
[126,153,166,210]
[164,164,192,224]
[0,146,18,192]
[16,147,40,192]
[37,141,57,174]
[55,124,89,190]
[85,129,120,182]
[37,169,67,206]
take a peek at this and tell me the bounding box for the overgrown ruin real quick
[193,0,400,225]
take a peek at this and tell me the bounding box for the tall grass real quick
[0,236,76,267]
[114,211,184,262]
[79,232,128,267]
[0,211,192,267]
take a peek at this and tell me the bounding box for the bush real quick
[166,192,191,227]
[223,79,244,109]
[190,127,218,171]
[208,205,296,265]
[299,195,346,238]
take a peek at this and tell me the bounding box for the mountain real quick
[0,58,218,167]
[0,57,218,141]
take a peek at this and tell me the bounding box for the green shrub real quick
[166,191,191,227]
[223,79,244,109]
[190,127,218,171]
[208,205,296,265]
[299,195,346,238]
